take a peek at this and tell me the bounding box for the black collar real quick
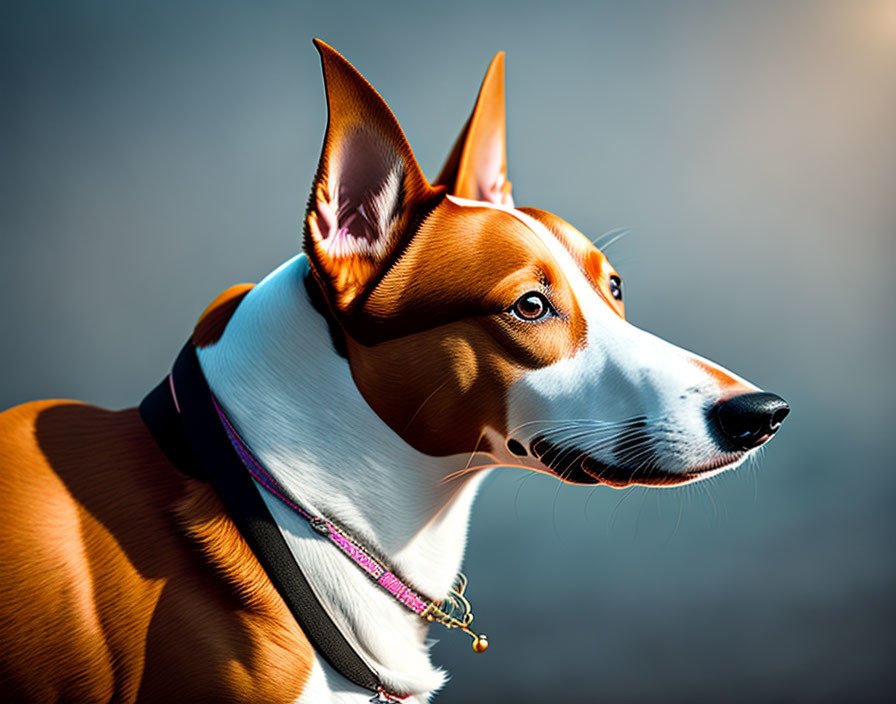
[139,342,396,700]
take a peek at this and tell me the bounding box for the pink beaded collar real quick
[209,392,489,654]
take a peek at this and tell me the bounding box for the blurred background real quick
[2,1,894,701]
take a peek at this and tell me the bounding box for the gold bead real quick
[426,614,435,622]
[472,634,489,653]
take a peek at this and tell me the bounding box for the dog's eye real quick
[609,275,623,302]
[511,292,553,321]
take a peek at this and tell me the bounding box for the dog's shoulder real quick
[0,400,177,700]
[192,283,255,348]
[0,399,315,702]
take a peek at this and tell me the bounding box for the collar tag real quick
[310,516,330,536]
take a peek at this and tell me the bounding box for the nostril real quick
[716,403,758,440]
[769,406,790,432]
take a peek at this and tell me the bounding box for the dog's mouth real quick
[527,435,742,488]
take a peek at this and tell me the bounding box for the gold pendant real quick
[471,634,489,653]
[422,573,489,653]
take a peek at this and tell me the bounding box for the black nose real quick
[712,392,790,450]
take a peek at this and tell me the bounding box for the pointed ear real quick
[435,51,513,206]
[305,40,440,312]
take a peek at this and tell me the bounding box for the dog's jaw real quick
[197,254,491,699]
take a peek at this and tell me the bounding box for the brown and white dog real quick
[0,41,789,703]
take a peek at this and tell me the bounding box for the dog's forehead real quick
[515,207,623,314]
[362,198,556,319]
[362,197,617,322]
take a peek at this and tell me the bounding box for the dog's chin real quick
[528,437,746,488]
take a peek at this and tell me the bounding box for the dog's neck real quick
[197,254,490,696]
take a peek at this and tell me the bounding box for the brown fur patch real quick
[0,400,312,702]
[691,359,752,400]
[339,199,588,456]
[517,207,626,319]
[192,283,255,349]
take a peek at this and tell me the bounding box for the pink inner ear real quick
[473,138,513,206]
[315,198,369,258]
[316,198,338,240]
[481,169,513,207]
[316,127,404,255]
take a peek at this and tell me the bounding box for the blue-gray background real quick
[2,1,894,701]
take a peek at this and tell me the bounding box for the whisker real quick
[551,477,563,536]
[505,415,651,438]
[584,484,601,522]
[634,487,650,538]
[536,424,649,477]
[463,430,485,471]
[598,229,631,252]
[591,227,629,247]
[402,376,453,433]
[608,484,636,533]
[513,471,534,525]
[536,417,656,449]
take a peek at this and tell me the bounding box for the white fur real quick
[198,254,489,699]
[298,654,431,704]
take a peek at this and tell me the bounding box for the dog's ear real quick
[435,51,513,206]
[305,40,440,312]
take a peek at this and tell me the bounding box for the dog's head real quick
[304,41,789,487]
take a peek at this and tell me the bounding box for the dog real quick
[0,40,789,703]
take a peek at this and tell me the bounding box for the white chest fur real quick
[197,254,489,699]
